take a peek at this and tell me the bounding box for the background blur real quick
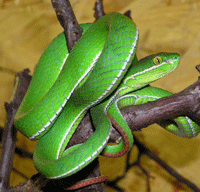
[0,0,200,191]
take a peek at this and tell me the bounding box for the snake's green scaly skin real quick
[15,13,139,178]
[13,12,200,179]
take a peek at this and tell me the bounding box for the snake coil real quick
[14,13,199,182]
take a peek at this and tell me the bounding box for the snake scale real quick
[14,12,199,184]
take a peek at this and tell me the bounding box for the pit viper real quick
[14,12,199,181]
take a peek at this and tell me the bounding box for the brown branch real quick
[94,0,105,21]
[123,10,132,19]
[0,104,17,192]
[121,79,200,132]
[0,69,31,192]
[51,0,82,52]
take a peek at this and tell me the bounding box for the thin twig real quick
[0,69,31,192]
[134,136,200,192]
[0,103,17,192]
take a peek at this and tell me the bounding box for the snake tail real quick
[67,176,109,190]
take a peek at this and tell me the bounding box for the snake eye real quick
[153,56,162,65]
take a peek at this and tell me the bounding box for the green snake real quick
[14,12,199,181]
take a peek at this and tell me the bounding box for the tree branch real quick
[51,0,82,52]
[0,69,31,192]
[94,0,105,21]
[121,78,200,132]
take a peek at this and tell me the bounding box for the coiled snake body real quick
[14,13,199,179]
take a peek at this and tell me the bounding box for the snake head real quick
[124,52,180,88]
